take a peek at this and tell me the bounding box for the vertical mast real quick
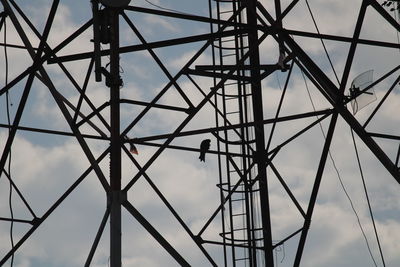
[108,6,122,267]
[245,0,274,266]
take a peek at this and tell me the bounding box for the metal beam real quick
[279,28,400,49]
[293,113,339,267]
[121,9,260,195]
[85,207,110,267]
[0,0,59,199]
[245,0,274,265]
[133,109,332,142]
[255,3,400,184]
[0,150,109,265]
[108,7,122,267]
[123,201,191,267]
[47,29,248,64]
[121,12,195,109]
[281,34,400,184]
[339,1,368,93]
[125,5,248,28]
[0,20,93,97]
[185,68,252,81]
[369,0,400,32]
[121,7,252,138]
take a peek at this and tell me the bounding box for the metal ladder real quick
[209,0,262,266]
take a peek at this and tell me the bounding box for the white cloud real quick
[144,15,180,34]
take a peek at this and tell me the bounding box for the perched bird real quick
[199,139,211,162]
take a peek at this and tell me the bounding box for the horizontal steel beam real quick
[280,28,400,49]
[195,64,279,71]
[185,68,252,81]
[125,5,248,28]
[134,109,333,142]
[48,29,248,64]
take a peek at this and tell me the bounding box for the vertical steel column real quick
[109,7,122,267]
[245,1,274,266]
[208,1,229,266]
[274,0,283,53]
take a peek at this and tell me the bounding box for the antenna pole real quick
[245,0,274,266]
[109,7,122,267]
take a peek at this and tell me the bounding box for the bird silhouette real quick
[199,139,211,162]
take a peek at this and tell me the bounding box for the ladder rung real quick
[229,169,243,172]
[232,213,246,217]
[222,53,236,57]
[220,10,233,14]
[221,38,235,43]
[223,82,239,86]
[232,198,245,202]
[214,33,249,44]
[225,94,252,100]
[232,227,247,232]
[214,0,240,2]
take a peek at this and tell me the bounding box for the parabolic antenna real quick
[349,70,377,114]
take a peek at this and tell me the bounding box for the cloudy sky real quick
[0,0,400,266]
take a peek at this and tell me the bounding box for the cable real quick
[275,72,282,91]
[300,1,387,264]
[143,0,188,15]
[4,16,15,267]
[351,129,386,266]
[300,70,379,267]
[304,0,340,85]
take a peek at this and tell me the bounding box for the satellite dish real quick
[349,70,377,115]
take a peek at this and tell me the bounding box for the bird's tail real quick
[199,155,205,162]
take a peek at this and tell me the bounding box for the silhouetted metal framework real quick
[0,0,399,266]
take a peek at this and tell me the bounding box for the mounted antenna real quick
[349,70,377,115]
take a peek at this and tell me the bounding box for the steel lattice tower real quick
[0,0,399,266]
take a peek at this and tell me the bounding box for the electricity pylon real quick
[0,0,399,266]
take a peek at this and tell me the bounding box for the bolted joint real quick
[121,190,128,204]
[105,75,123,88]
[107,191,127,205]
[31,217,42,226]
[185,106,196,114]
[107,191,119,206]
[100,67,123,88]
[193,235,203,244]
